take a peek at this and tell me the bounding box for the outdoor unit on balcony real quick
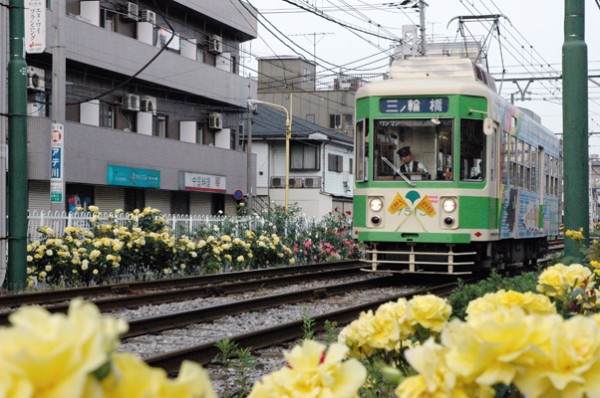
[208,112,223,130]
[123,2,138,20]
[208,35,223,53]
[271,177,284,188]
[140,95,157,114]
[139,9,156,24]
[27,66,45,91]
[288,177,304,188]
[303,177,319,188]
[122,94,140,111]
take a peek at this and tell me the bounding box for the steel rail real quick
[124,276,397,339]
[145,281,462,374]
[0,261,361,307]
[0,264,364,325]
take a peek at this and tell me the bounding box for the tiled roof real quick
[249,103,353,146]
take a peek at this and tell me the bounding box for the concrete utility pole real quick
[7,0,28,291]
[418,0,427,56]
[50,0,66,212]
[563,0,589,260]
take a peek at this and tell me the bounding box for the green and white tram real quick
[353,57,562,274]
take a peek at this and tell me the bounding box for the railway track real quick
[143,280,463,375]
[0,261,363,321]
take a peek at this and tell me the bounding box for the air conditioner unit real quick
[208,35,223,54]
[27,66,45,91]
[139,9,156,24]
[208,112,223,130]
[271,177,284,188]
[123,94,140,111]
[303,177,318,188]
[288,177,303,188]
[27,102,44,117]
[140,95,157,114]
[124,2,138,20]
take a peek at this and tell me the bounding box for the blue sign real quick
[107,165,160,188]
[380,98,448,114]
[51,147,61,178]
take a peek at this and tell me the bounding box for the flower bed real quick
[24,205,361,288]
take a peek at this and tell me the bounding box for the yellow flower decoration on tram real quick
[248,340,366,398]
[407,294,452,332]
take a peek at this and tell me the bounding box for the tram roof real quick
[357,57,496,99]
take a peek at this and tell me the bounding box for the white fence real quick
[27,210,321,242]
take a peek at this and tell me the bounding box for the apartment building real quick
[257,55,365,138]
[1,0,257,216]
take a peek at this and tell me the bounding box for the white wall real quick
[253,142,270,188]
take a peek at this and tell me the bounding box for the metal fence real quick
[27,210,321,242]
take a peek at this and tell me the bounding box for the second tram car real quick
[353,57,562,274]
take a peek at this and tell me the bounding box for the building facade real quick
[257,55,368,138]
[1,0,257,217]
[248,103,354,218]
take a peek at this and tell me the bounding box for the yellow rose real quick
[515,315,600,397]
[248,340,366,398]
[400,338,496,398]
[537,263,568,297]
[0,299,126,398]
[407,294,452,332]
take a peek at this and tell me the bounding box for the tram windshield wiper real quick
[381,157,416,187]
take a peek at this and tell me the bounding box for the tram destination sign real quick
[380,98,448,114]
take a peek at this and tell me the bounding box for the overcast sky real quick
[242,0,600,153]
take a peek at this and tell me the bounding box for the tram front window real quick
[373,118,454,181]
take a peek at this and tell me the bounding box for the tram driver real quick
[397,146,429,178]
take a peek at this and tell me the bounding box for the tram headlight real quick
[442,198,457,213]
[370,197,384,212]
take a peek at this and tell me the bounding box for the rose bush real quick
[25,205,361,288]
[0,299,216,398]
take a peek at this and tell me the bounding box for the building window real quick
[349,158,353,174]
[344,114,353,128]
[329,114,342,129]
[154,115,167,138]
[100,102,115,128]
[101,9,115,31]
[291,143,320,170]
[328,154,343,172]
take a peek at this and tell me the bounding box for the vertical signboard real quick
[50,124,64,203]
[25,0,46,54]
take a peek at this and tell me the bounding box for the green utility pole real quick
[563,0,589,260]
[7,0,28,291]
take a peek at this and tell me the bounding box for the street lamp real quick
[247,98,292,212]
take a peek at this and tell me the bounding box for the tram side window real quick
[501,132,509,184]
[460,119,485,181]
[545,154,551,195]
[530,146,538,191]
[355,119,367,181]
[510,136,518,186]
